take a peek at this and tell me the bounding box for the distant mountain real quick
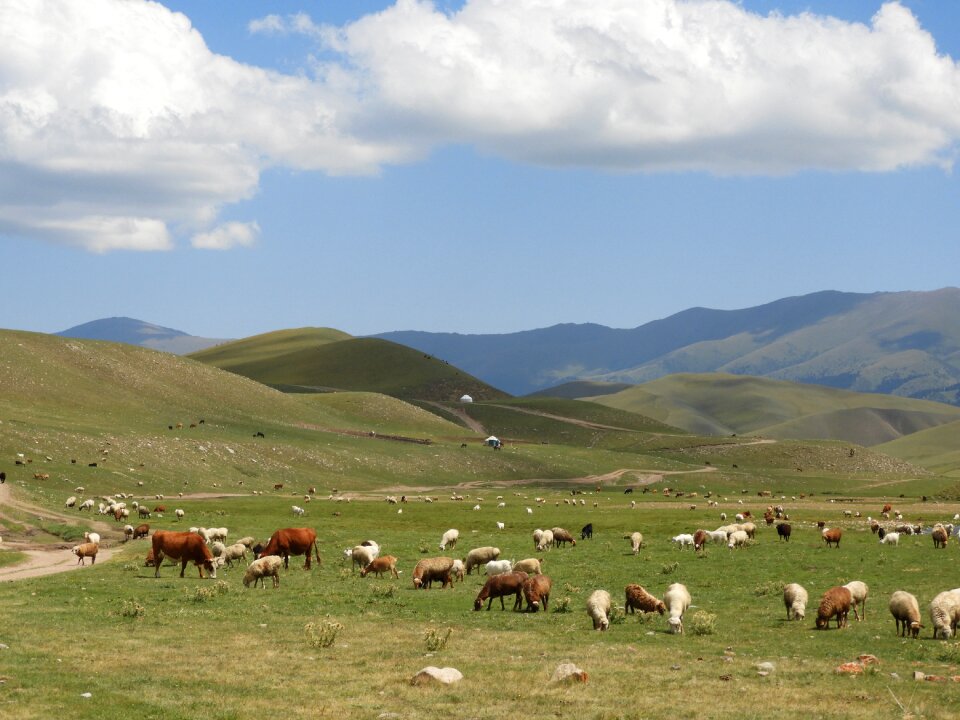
[190,328,509,402]
[376,289,960,404]
[57,317,229,355]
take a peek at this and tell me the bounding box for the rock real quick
[551,663,588,684]
[377,713,401,719]
[757,662,775,673]
[411,667,463,686]
[913,671,926,681]
[835,662,864,675]
[80,693,92,698]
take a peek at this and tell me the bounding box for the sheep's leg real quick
[851,604,860,622]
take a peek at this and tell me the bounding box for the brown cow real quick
[258,527,321,570]
[152,530,217,578]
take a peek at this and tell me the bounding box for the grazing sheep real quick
[450,559,465,583]
[821,528,842,548]
[474,571,529,611]
[138,506,151,519]
[889,590,923,638]
[464,546,500,575]
[816,586,852,629]
[512,558,542,575]
[625,584,665,615]
[932,525,949,548]
[783,583,808,621]
[133,523,150,540]
[65,496,77,508]
[586,589,612,631]
[123,524,134,541]
[439,529,459,550]
[412,557,455,589]
[484,559,513,576]
[360,555,400,579]
[78,499,95,511]
[880,532,900,546]
[580,523,593,540]
[174,508,184,521]
[523,574,552,612]
[843,581,869,621]
[663,583,691,634]
[727,530,749,549]
[776,523,791,541]
[626,532,644,555]
[243,555,283,588]
[536,530,554,552]
[210,541,226,558]
[551,527,576,548]
[692,529,708,551]
[234,536,255,549]
[83,532,101,546]
[740,522,756,539]
[291,505,305,516]
[929,590,960,639]
[672,533,695,550]
[706,529,727,544]
[496,522,505,531]
[349,545,378,572]
[221,543,248,567]
[72,542,98,565]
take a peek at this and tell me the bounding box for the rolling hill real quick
[57,317,229,354]
[190,329,508,402]
[376,288,960,403]
[580,373,960,445]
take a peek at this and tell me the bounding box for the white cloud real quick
[1,0,959,252]
[191,221,260,250]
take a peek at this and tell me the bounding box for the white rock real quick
[411,667,463,686]
[550,663,588,683]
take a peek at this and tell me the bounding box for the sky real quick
[1,0,959,339]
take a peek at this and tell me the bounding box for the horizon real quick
[2,1,959,338]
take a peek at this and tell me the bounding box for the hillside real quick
[582,373,960,444]
[376,288,960,403]
[57,317,228,354]
[190,330,508,402]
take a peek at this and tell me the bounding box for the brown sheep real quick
[133,523,150,540]
[821,528,842,548]
[625,584,665,615]
[360,555,399,579]
[522,574,552,612]
[692,529,708,552]
[816,586,852,629]
[932,526,949,549]
[412,557,454,589]
[550,527,577,548]
[474,571,529,611]
[776,523,791,541]
[72,542,98,565]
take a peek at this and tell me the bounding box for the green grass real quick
[2,490,960,719]
[0,550,26,568]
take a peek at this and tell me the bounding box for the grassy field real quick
[2,491,960,719]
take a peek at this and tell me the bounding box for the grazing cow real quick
[151,530,217,579]
[258,527,321,570]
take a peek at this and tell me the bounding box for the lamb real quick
[123,524,134,541]
[929,590,960,639]
[221,543,248,568]
[627,532,644,555]
[412,557,455,589]
[450,559,465,583]
[65,496,77,508]
[672,533,695,549]
[523,574,552,612]
[663,583,691,634]
[72,542,98,565]
[889,590,923,638]
[532,529,543,549]
[243,555,283,588]
[484,559,513,576]
[932,525,949,548]
[83,532,101,546]
[821,528,842,548]
[175,508,184,521]
[727,530,749,549]
[210,540,226,558]
[783,583,808,621]
[706,529,727,544]
[625,584,665,615]
[291,505,305,516]
[843,581,869,621]
[512,558,542,575]
[536,530,554,552]
[880,532,900,546]
[360,555,400,579]
[78,499,95,511]
[586,589,612,631]
[438,528,459,550]
[551,527,576,547]
[474,571,529,611]
[464,546,500,575]
[349,544,378,572]
[138,506,151,519]
[776,523,791,541]
[815,586,852,629]
[692,529,708,551]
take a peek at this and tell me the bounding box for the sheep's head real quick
[413,577,423,589]
[910,622,923,638]
[599,617,609,631]
[668,617,682,633]
[473,598,483,611]
[815,616,828,630]
[656,601,666,615]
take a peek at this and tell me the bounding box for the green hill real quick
[193,330,507,401]
[583,373,960,444]
[876,419,960,477]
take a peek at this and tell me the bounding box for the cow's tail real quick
[313,539,322,567]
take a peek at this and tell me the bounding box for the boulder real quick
[551,663,588,684]
[411,667,463,686]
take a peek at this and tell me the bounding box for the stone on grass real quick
[757,662,775,673]
[551,663,588,684]
[411,667,463,686]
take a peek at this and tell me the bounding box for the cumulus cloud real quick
[191,221,260,250]
[2,0,959,252]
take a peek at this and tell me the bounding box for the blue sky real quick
[1,0,958,338]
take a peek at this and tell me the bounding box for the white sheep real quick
[349,544,377,572]
[672,533,695,549]
[439,528,459,550]
[532,529,544,549]
[175,509,184,521]
[536,529,554,552]
[484,559,513,576]
[292,505,305,516]
[451,558,465,583]
[783,583,808,621]
[210,541,226,558]
[706,529,728,544]
[78,499,95,511]
[843,581,869,621]
[586,589,612,631]
[663,583,691,634]
[83,532,101,546]
[727,530,749,549]
[929,590,960,639]
[512,558,542,575]
[65,496,77,508]
[496,522,505,531]
[243,555,284,588]
[221,543,248,567]
[880,532,900,546]
[889,590,923,638]
[627,531,644,555]
[464,546,500,575]
[123,524,134,541]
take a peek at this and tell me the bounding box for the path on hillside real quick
[482,403,657,433]
[0,481,120,582]
[421,401,487,434]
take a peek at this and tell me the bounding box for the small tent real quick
[460,394,473,403]
[485,436,501,449]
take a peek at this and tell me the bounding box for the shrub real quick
[660,561,679,575]
[370,583,397,599]
[753,580,784,597]
[608,606,626,625]
[424,627,452,652]
[689,610,717,636]
[120,600,145,619]
[552,597,572,613]
[305,620,344,649]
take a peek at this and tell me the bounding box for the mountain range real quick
[56,317,228,355]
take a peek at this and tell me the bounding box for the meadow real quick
[2,487,960,720]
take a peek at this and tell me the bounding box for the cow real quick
[151,530,217,579]
[258,527,321,570]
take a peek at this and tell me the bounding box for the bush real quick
[424,627,452,651]
[370,583,397,599]
[119,600,145,619]
[689,610,717,636]
[753,580,784,597]
[608,606,626,625]
[552,597,572,613]
[305,619,344,648]
[660,561,679,575]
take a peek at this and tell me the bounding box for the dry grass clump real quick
[305,619,344,648]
